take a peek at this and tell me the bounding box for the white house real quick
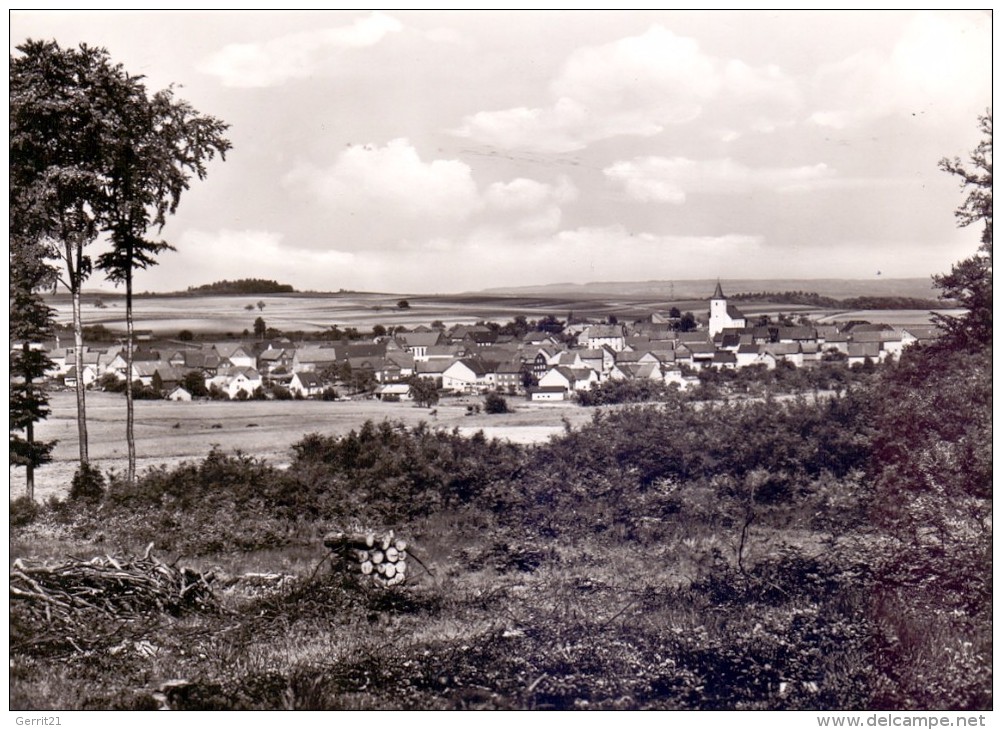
[166,385,193,402]
[223,370,262,398]
[289,371,325,398]
[582,324,626,352]
[442,359,493,393]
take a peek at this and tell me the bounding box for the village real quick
[41,283,941,404]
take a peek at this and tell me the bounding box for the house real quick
[395,331,444,360]
[63,364,99,388]
[538,366,598,393]
[578,347,615,375]
[293,345,341,373]
[257,348,295,376]
[663,368,699,391]
[165,385,193,402]
[375,383,413,401]
[610,361,663,381]
[289,371,326,398]
[213,343,256,369]
[708,281,746,337]
[710,351,738,370]
[494,360,526,392]
[582,324,626,352]
[528,386,567,402]
[442,358,494,393]
[151,366,186,393]
[847,342,881,367]
[224,367,263,399]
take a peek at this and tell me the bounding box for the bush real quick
[70,463,106,503]
[484,392,510,414]
[10,496,40,527]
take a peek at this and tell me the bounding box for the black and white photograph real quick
[9,9,992,718]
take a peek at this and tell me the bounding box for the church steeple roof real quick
[712,280,725,299]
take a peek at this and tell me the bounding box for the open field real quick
[47,286,954,337]
[11,390,597,504]
[49,291,678,335]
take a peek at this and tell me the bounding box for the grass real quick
[12,390,597,504]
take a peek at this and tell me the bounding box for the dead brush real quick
[10,543,219,656]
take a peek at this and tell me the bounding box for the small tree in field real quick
[484,391,511,414]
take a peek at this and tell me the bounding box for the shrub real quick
[10,496,40,527]
[70,463,106,503]
[484,392,510,414]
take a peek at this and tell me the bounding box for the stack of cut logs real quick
[324,530,409,587]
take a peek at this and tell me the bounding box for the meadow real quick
[11,390,597,504]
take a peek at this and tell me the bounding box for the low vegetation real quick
[9,336,990,710]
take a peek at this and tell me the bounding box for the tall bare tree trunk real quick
[125,266,136,485]
[71,277,89,466]
[24,342,36,502]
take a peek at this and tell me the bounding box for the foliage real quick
[484,392,511,414]
[253,317,266,339]
[187,278,294,294]
[577,378,682,406]
[397,299,410,309]
[177,329,195,341]
[932,112,992,350]
[9,239,59,498]
[291,421,524,522]
[407,376,440,407]
[10,496,41,527]
[69,463,106,503]
[731,290,943,310]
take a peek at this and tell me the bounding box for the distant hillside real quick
[481,278,943,302]
[186,278,295,295]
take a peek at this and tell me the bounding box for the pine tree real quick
[9,241,59,500]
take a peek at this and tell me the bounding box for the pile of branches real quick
[324,530,410,587]
[10,544,218,654]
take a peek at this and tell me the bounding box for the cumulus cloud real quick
[454,25,800,152]
[200,12,402,87]
[604,157,835,203]
[483,175,577,234]
[809,11,990,128]
[283,138,482,222]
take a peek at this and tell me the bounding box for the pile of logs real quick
[10,544,217,624]
[324,530,410,587]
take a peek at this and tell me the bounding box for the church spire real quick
[712,280,725,299]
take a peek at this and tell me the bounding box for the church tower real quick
[709,280,728,336]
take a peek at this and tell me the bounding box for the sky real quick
[9,10,993,295]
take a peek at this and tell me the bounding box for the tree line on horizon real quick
[185,278,295,295]
[729,291,949,310]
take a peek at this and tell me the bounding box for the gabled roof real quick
[293,371,324,388]
[448,358,492,377]
[776,326,816,341]
[848,342,881,358]
[765,343,801,356]
[725,304,745,320]
[396,331,444,348]
[712,351,737,363]
[585,324,625,339]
